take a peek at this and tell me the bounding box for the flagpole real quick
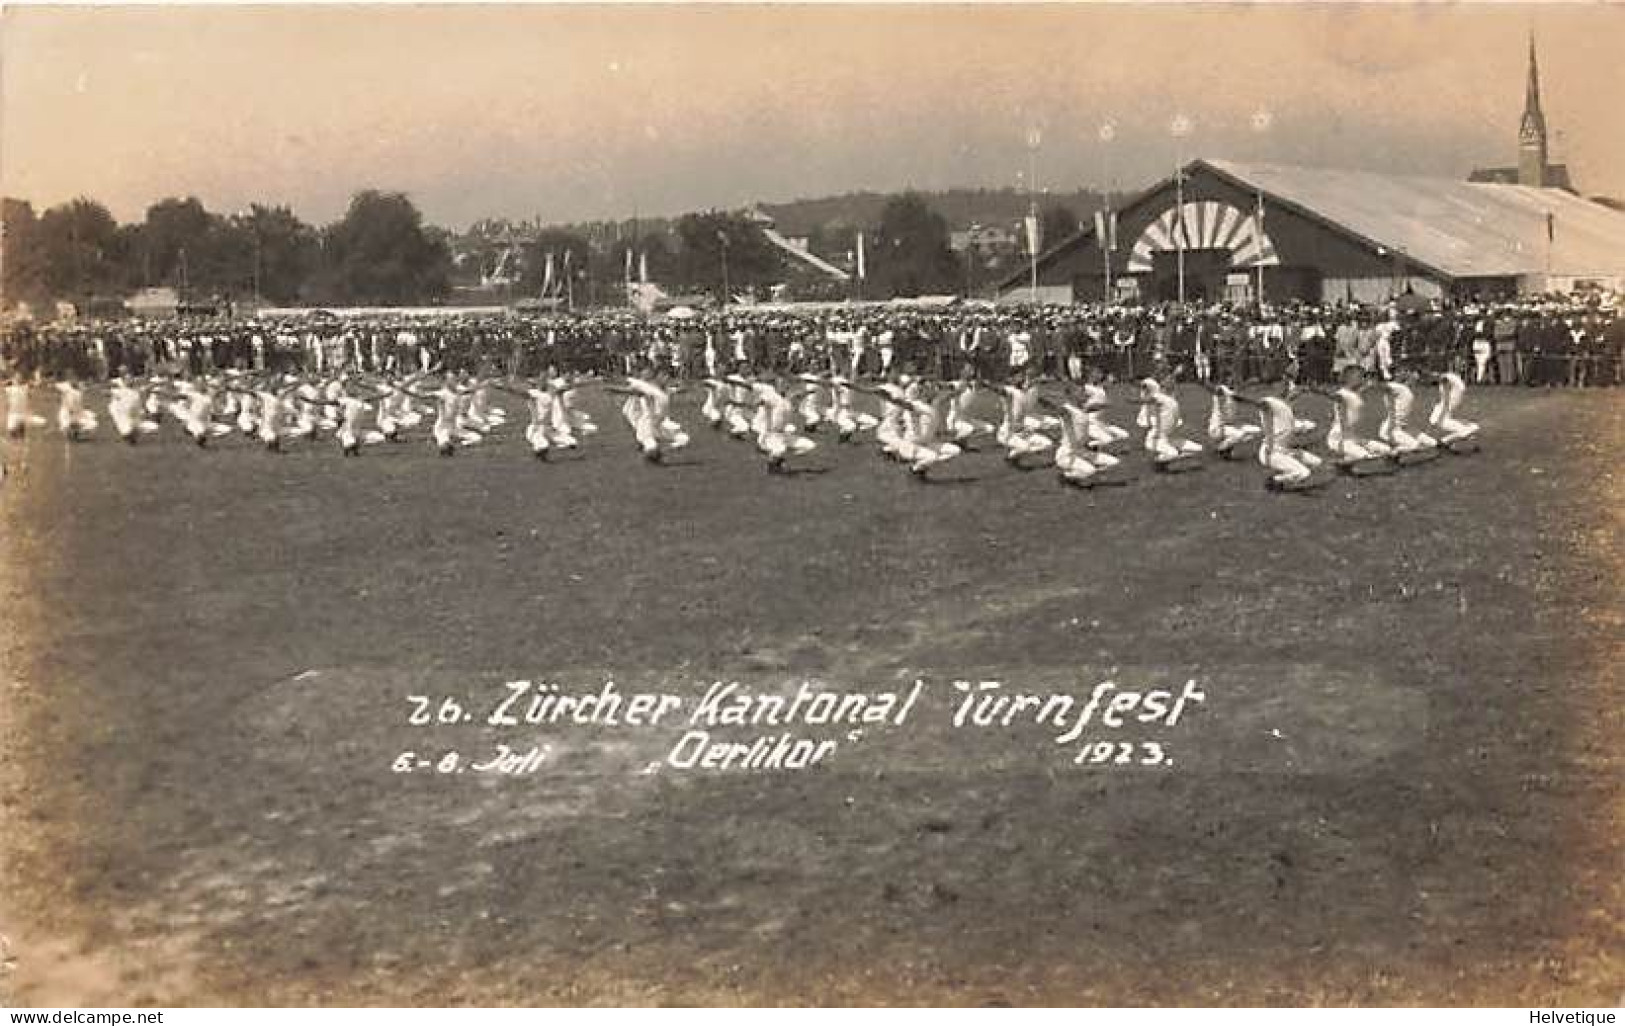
[1026,127,1042,302]
[1171,115,1191,306]
[1175,166,1186,305]
[1101,213,1113,306]
[1029,220,1039,300]
[1098,121,1117,305]
[1250,109,1273,309]
[855,231,866,301]
[1255,190,1266,308]
[718,231,730,308]
[1545,210,1554,283]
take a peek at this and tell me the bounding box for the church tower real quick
[1518,34,1549,187]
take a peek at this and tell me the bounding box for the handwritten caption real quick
[390,677,1207,778]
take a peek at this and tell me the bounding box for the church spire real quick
[1523,34,1544,128]
[1518,32,1549,186]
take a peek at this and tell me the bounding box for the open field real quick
[1,385,1620,1006]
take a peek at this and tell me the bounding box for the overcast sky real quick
[3,3,1623,230]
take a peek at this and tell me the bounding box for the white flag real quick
[1094,211,1117,252]
[624,248,633,281]
[1254,194,1268,267]
[1023,214,1040,256]
[639,250,649,284]
[856,232,867,280]
[542,251,555,293]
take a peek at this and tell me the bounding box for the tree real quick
[33,198,122,302]
[871,193,958,298]
[674,211,779,299]
[317,191,450,305]
[135,196,219,291]
[2,198,43,307]
[1040,204,1081,253]
[109,223,147,293]
[231,204,320,303]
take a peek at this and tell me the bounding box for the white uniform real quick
[173,383,232,445]
[5,383,47,437]
[518,381,582,455]
[321,379,346,430]
[234,390,260,436]
[429,385,482,452]
[522,387,558,454]
[995,384,1053,461]
[722,377,755,438]
[55,383,99,438]
[464,384,506,434]
[108,381,160,442]
[336,395,385,453]
[1141,382,1201,463]
[700,379,726,429]
[1377,382,1438,454]
[795,374,828,432]
[1257,395,1322,485]
[874,383,909,458]
[897,393,960,476]
[944,380,993,444]
[288,383,322,440]
[625,378,688,458]
[1206,386,1259,455]
[1428,373,1479,445]
[753,383,817,468]
[255,389,286,449]
[1059,401,1121,472]
[1051,404,1103,484]
[828,378,877,441]
[1080,383,1129,449]
[1471,331,1492,383]
[551,379,595,439]
[1326,387,1390,461]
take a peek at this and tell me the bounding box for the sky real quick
[2,3,1623,231]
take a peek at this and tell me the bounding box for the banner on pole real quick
[1094,210,1118,252]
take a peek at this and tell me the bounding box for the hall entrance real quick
[1150,249,1235,302]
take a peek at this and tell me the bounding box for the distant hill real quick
[758,187,1127,237]
[464,186,1130,245]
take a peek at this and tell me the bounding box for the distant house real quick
[949,224,1018,255]
[747,208,852,284]
[1468,165,1574,191]
[125,287,179,318]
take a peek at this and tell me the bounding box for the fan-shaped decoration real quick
[1126,201,1280,273]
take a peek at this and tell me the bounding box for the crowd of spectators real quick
[4,297,1622,388]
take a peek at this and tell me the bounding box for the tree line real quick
[1,188,1085,310]
[1,191,450,309]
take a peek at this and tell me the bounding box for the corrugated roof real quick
[1205,159,1625,280]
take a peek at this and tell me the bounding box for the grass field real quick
[1,384,1620,1006]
